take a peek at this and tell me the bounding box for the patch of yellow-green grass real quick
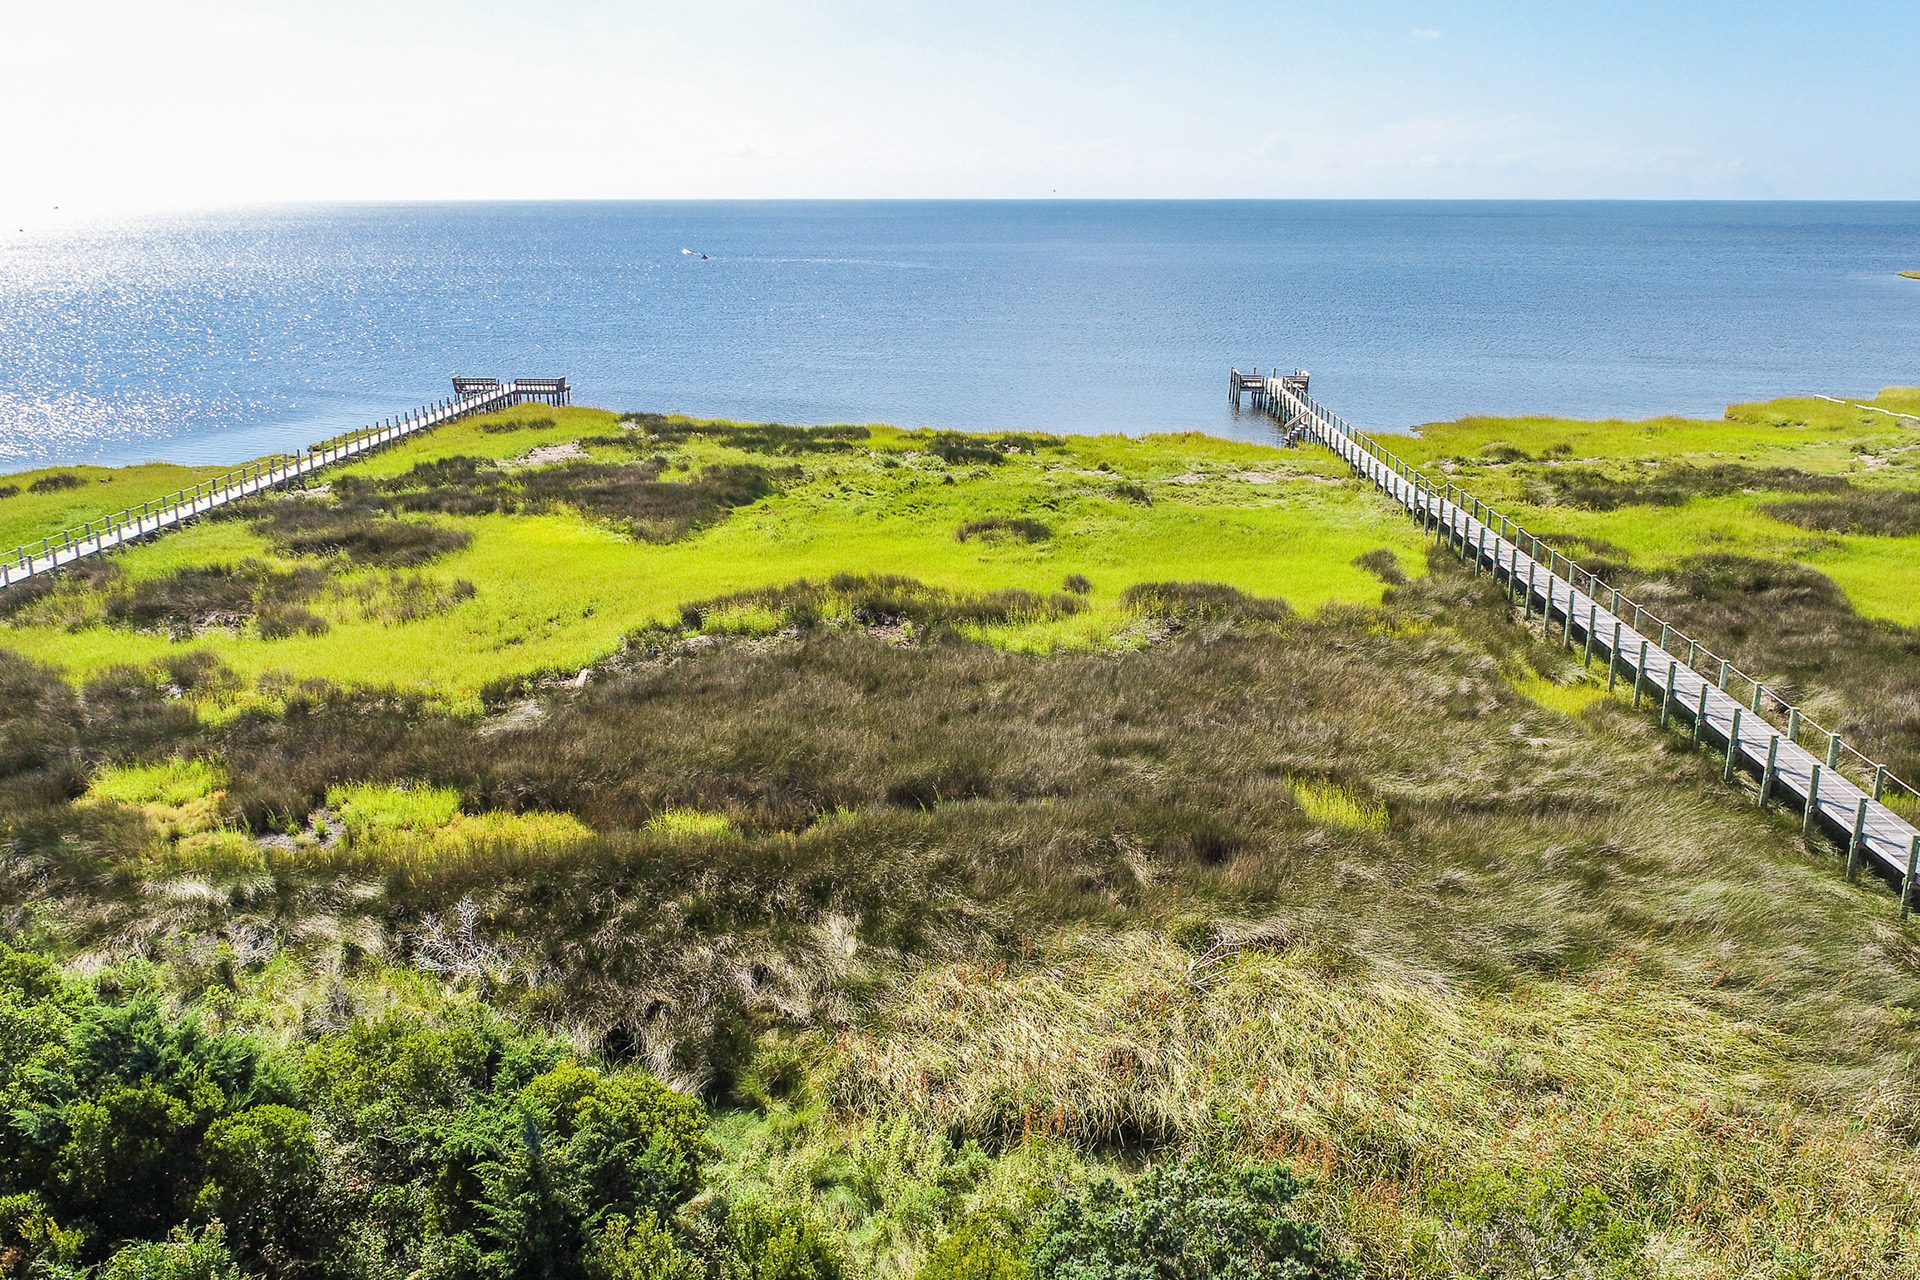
[0,461,232,552]
[329,782,464,840]
[83,756,230,847]
[644,808,734,838]
[1511,672,1609,718]
[1291,779,1386,830]
[0,414,1427,707]
[326,782,591,862]
[87,757,225,807]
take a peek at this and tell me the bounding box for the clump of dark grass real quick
[104,561,331,638]
[1063,574,1092,595]
[955,517,1051,543]
[1112,481,1152,506]
[520,461,788,542]
[251,501,473,566]
[0,485,19,500]
[1528,463,1850,510]
[479,416,556,434]
[27,472,86,494]
[1761,490,1920,536]
[1120,581,1292,623]
[335,573,478,625]
[326,454,787,543]
[256,603,331,639]
[674,573,1084,639]
[0,559,122,622]
[1351,548,1406,586]
[612,417,872,457]
[902,430,1067,466]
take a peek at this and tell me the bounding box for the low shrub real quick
[101,1224,244,1280]
[1062,574,1092,596]
[714,1200,846,1280]
[916,1217,1027,1280]
[590,1213,704,1280]
[1028,1158,1353,1280]
[27,472,85,495]
[1119,581,1290,623]
[1428,1168,1645,1280]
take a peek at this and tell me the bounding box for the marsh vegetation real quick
[2,397,1919,1277]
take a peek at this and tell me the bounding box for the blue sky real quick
[4,0,1916,218]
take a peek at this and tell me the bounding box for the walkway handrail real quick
[1243,369,1920,912]
[0,378,562,588]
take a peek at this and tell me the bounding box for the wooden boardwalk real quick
[1234,368,1920,908]
[0,376,568,589]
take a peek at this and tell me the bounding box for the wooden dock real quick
[1233,367,1920,910]
[0,376,568,588]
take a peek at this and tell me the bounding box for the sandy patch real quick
[512,441,587,467]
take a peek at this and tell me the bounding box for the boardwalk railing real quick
[1233,368,1920,913]
[0,377,566,589]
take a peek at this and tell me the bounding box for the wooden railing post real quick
[1726,709,1743,781]
[1846,797,1870,880]
[1903,834,1919,919]
[1804,764,1822,838]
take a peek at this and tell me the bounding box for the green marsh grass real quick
[0,412,1424,706]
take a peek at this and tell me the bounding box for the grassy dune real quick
[3,399,1920,1277]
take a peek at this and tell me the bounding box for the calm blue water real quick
[2,201,1917,469]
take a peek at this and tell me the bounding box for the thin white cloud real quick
[1411,28,1443,39]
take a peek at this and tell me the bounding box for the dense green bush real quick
[0,943,717,1280]
[916,1217,1028,1280]
[101,1224,243,1280]
[1429,1169,1644,1280]
[587,1213,704,1280]
[714,1200,846,1280]
[1028,1159,1352,1280]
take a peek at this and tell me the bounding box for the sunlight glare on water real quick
[1,201,1916,468]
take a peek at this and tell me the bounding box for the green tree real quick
[1028,1159,1353,1280]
